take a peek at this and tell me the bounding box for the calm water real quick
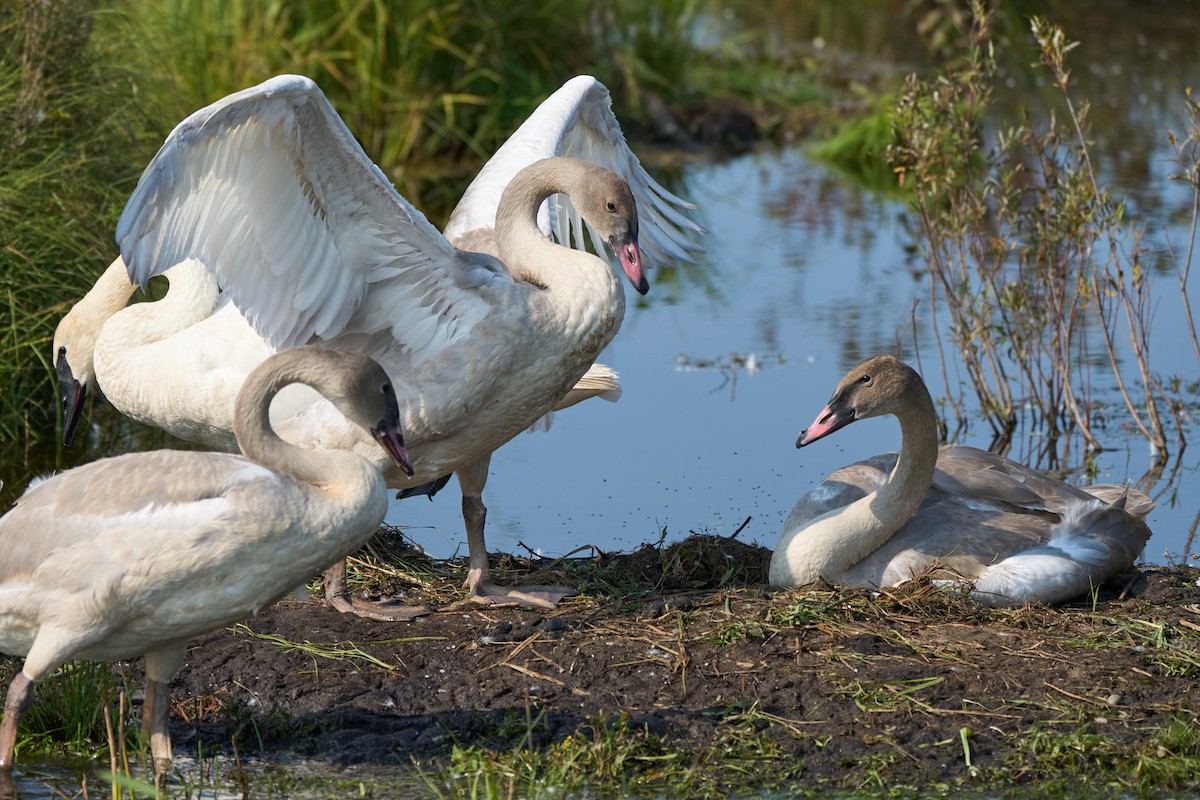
[24,143,1200,566]
[392,5,1200,567]
[5,7,1196,566]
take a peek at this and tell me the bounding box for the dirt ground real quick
[147,534,1200,794]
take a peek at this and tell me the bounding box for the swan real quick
[769,355,1153,607]
[111,74,697,614]
[54,257,322,450]
[54,73,698,448]
[53,256,618,451]
[0,345,412,773]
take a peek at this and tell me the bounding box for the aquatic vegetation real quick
[5,543,1199,798]
[809,99,903,193]
[886,3,1194,466]
[1,661,135,762]
[129,0,713,169]
[0,3,169,445]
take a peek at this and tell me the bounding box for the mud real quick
[142,537,1200,791]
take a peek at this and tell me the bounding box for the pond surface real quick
[387,3,1200,568]
[5,4,1198,567]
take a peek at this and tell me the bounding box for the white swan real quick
[55,257,323,450]
[53,256,616,451]
[0,345,411,773]
[111,74,697,614]
[769,355,1153,607]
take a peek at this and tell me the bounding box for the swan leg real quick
[1,622,96,770]
[322,559,432,621]
[0,671,34,770]
[142,644,186,773]
[458,455,576,609]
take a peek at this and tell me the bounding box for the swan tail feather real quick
[970,497,1150,607]
[525,364,622,434]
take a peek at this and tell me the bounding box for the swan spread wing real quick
[116,75,498,362]
[443,75,705,266]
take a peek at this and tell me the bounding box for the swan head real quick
[307,347,414,478]
[586,170,647,296]
[52,307,99,448]
[370,394,413,479]
[797,355,923,447]
[50,256,141,447]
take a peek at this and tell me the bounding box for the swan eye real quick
[859,374,872,385]
[606,201,617,213]
[58,346,66,359]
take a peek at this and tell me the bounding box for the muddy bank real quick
[143,537,1200,795]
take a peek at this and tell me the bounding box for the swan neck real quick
[98,259,219,347]
[58,257,139,384]
[88,257,140,315]
[493,158,594,287]
[495,160,566,247]
[880,389,940,516]
[234,356,355,486]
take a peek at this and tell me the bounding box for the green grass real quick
[125,0,719,168]
[1067,615,1200,679]
[5,562,1199,799]
[809,98,905,193]
[0,658,139,763]
[426,706,1200,799]
[426,712,734,800]
[229,622,446,671]
[0,4,168,444]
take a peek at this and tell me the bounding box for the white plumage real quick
[74,74,701,613]
[1,346,410,773]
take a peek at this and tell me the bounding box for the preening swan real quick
[108,74,699,614]
[54,257,322,450]
[769,356,1153,607]
[0,346,411,772]
[53,257,617,452]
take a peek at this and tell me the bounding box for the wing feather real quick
[116,75,498,364]
[443,75,705,266]
[0,452,268,578]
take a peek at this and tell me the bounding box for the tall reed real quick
[886,2,1183,467]
[0,1,171,445]
[124,0,710,171]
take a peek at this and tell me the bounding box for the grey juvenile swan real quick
[113,75,675,614]
[769,356,1153,606]
[0,346,411,773]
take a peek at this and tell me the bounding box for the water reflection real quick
[397,146,1071,562]
[395,0,1200,563]
[1,754,434,800]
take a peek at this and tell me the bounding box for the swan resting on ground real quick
[769,355,1153,607]
[110,75,699,616]
[0,346,411,772]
